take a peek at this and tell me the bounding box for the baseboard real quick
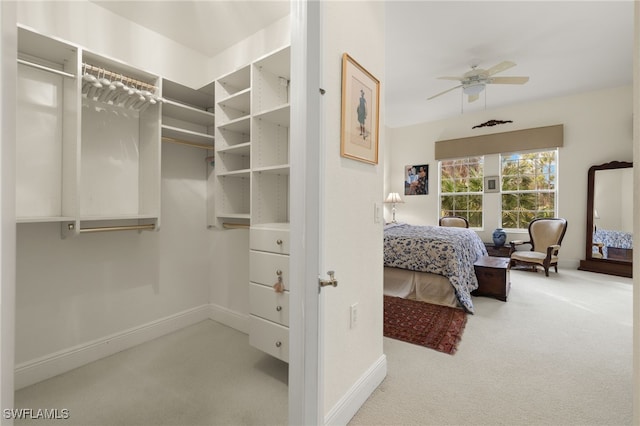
[324,354,387,426]
[208,303,249,334]
[14,304,210,390]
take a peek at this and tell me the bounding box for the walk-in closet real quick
[12,1,292,423]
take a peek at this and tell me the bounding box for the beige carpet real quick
[14,320,288,426]
[350,268,633,425]
[14,268,632,426]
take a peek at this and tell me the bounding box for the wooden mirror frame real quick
[578,160,633,278]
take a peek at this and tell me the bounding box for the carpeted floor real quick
[383,295,467,354]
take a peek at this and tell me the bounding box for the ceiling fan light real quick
[463,83,485,95]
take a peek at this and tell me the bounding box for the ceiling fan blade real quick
[486,60,516,76]
[468,93,480,103]
[437,76,464,81]
[427,84,462,100]
[489,76,530,85]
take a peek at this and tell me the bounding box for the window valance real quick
[434,124,563,160]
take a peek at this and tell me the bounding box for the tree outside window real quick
[440,157,484,227]
[501,150,557,229]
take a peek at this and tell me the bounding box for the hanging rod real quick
[70,223,156,234]
[18,59,76,79]
[162,136,213,150]
[83,63,157,92]
[223,223,249,229]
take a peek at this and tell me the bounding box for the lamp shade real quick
[385,192,403,203]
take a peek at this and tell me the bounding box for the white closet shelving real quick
[17,26,162,236]
[16,26,79,224]
[161,79,215,149]
[214,65,252,225]
[213,46,290,228]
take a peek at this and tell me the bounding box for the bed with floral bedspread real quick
[383,222,487,313]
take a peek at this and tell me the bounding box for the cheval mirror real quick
[578,161,633,277]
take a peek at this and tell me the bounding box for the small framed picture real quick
[340,53,380,165]
[405,164,429,195]
[484,176,499,193]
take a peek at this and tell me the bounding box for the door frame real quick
[289,0,323,424]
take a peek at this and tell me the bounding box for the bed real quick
[383,222,487,313]
[593,228,633,260]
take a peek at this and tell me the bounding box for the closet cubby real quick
[161,79,215,148]
[16,26,79,223]
[78,51,161,230]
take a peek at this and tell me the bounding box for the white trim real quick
[14,305,210,389]
[324,355,387,426]
[208,303,249,334]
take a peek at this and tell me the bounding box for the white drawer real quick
[250,226,289,254]
[250,250,289,290]
[249,315,289,363]
[250,282,289,326]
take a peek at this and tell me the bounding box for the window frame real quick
[499,148,559,230]
[438,156,485,228]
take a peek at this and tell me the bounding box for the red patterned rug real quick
[383,295,467,355]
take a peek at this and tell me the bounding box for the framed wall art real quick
[340,53,380,164]
[484,176,499,193]
[405,164,428,195]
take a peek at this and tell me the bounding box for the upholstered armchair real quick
[510,218,568,276]
[439,215,469,228]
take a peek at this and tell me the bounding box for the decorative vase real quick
[492,228,507,247]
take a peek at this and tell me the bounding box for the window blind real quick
[434,124,563,160]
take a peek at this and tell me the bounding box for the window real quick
[501,150,557,229]
[440,156,483,227]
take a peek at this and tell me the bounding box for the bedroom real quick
[0,1,636,425]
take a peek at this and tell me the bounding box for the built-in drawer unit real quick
[249,316,289,363]
[249,223,290,363]
[249,282,289,326]
[250,225,289,254]
[249,251,289,290]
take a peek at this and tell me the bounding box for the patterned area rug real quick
[383,295,467,355]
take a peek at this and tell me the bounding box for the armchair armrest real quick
[546,244,561,257]
[509,240,530,256]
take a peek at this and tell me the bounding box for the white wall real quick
[386,86,633,266]
[321,1,386,420]
[1,0,17,417]
[17,1,210,87]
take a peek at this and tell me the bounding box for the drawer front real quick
[249,315,289,363]
[250,250,289,290]
[250,282,289,326]
[250,228,289,254]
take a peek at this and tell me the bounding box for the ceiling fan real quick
[427,61,529,103]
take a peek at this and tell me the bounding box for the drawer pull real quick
[275,341,282,348]
[276,239,283,245]
[276,305,282,312]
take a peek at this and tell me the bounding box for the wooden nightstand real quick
[484,242,512,257]
[472,256,511,302]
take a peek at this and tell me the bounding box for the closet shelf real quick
[217,142,250,155]
[162,125,214,146]
[217,88,251,112]
[79,214,159,221]
[217,212,251,220]
[217,116,251,133]
[17,216,76,224]
[162,99,214,125]
[254,104,290,127]
[218,169,250,178]
[253,165,290,175]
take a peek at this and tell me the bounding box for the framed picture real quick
[484,176,499,193]
[405,164,429,195]
[340,53,380,164]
